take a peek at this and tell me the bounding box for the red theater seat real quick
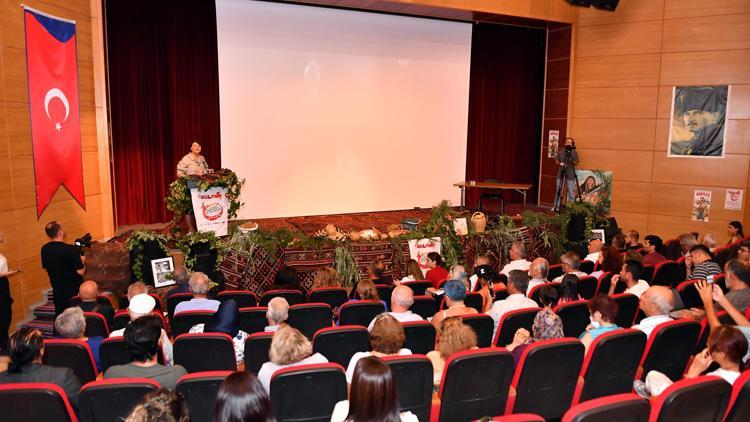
[270,363,347,422]
[83,312,110,338]
[611,293,639,328]
[725,370,750,422]
[171,310,214,337]
[287,303,333,340]
[259,289,304,306]
[173,333,237,373]
[79,378,160,422]
[649,376,731,422]
[217,290,258,308]
[0,383,77,422]
[307,287,348,310]
[382,355,433,422]
[493,307,538,347]
[312,325,369,369]
[176,371,232,422]
[638,319,701,381]
[244,332,274,375]
[461,314,495,348]
[402,321,436,355]
[563,393,649,422]
[338,300,385,326]
[555,300,590,338]
[43,339,99,385]
[238,306,268,335]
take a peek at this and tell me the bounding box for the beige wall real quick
[570,0,750,241]
[0,0,113,327]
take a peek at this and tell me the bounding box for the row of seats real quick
[548,259,692,288]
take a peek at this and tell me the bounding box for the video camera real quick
[74,233,92,255]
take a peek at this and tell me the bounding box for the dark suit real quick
[78,301,115,328]
[0,364,81,408]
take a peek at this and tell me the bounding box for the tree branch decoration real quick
[126,230,169,281]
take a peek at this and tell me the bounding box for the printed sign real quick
[692,190,712,222]
[190,186,229,236]
[548,130,560,158]
[453,218,468,236]
[408,238,442,273]
[725,189,743,211]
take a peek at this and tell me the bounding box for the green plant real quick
[559,201,608,243]
[334,245,360,288]
[166,169,245,232]
[176,231,225,270]
[407,200,465,267]
[126,230,169,281]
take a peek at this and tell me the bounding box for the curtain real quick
[105,0,221,225]
[465,23,546,208]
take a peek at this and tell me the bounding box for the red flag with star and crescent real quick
[24,6,85,217]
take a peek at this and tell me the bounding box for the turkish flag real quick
[24,7,85,217]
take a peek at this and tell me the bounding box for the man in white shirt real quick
[174,272,220,314]
[584,239,603,263]
[608,259,650,298]
[552,252,588,283]
[500,243,532,276]
[264,297,289,332]
[633,286,674,337]
[109,293,173,365]
[526,258,549,296]
[368,285,422,330]
[488,270,539,333]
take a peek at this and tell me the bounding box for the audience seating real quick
[639,319,701,381]
[338,300,385,326]
[312,326,369,368]
[528,282,560,307]
[402,321,436,355]
[464,292,485,313]
[461,314,495,348]
[43,339,98,385]
[148,293,164,312]
[433,348,515,422]
[493,308,538,347]
[171,310,214,337]
[494,286,510,301]
[555,300,590,338]
[577,276,599,300]
[173,333,237,373]
[714,274,729,293]
[217,290,258,308]
[238,306,269,335]
[112,309,167,333]
[562,393,649,422]
[70,294,113,308]
[547,264,564,281]
[287,303,333,340]
[78,378,160,422]
[594,272,614,296]
[725,370,750,422]
[572,329,647,404]
[382,355,433,422]
[307,288,348,310]
[579,261,595,275]
[269,363,347,422]
[611,294,639,328]
[0,383,77,422]
[641,265,655,283]
[244,332,274,374]
[411,295,438,319]
[652,261,682,287]
[176,371,232,422]
[649,376,731,422]
[99,337,165,372]
[259,289,305,306]
[506,338,585,420]
[83,312,110,338]
[375,284,392,311]
[401,280,433,296]
[491,415,545,422]
[676,280,703,310]
[695,311,732,354]
[167,292,194,319]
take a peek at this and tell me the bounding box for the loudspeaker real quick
[603,217,620,243]
[565,0,592,6]
[567,213,587,243]
[591,0,619,11]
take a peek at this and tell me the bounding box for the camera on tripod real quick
[74,233,92,254]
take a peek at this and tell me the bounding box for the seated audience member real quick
[739,240,750,265]
[424,252,449,289]
[427,317,477,386]
[702,233,718,252]
[0,328,81,408]
[55,307,103,371]
[472,265,498,312]
[624,249,643,263]
[505,285,564,367]
[189,299,248,367]
[558,274,582,304]
[685,244,722,281]
[715,259,750,313]
[425,264,467,295]
[664,238,684,261]
[526,258,549,296]
[633,286,674,337]
[679,233,698,257]
[590,245,623,280]
[584,239,603,263]
[430,280,479,329]
[642,235,668,267]
[264,297,289,332]
[257,326,328,391]
[346,314,411,383]
[500,242,531,276]
[311,266,340,289]
[332,356,418,422]
[350,279,387,311]
[110,294,172,366]
[608,259,650,298]
[579,294,620,351]
[727,221,745,245]
[626,229,643,251]
[368,259,391,285]
[552,252,588,283]
[402,259,424,282]
[473,254,491,270]
[368,285,422,330]
[118,281,149,312]
[124,388,189,422]
[105,315,187,389]
[488,270,538,333]
[214,372,273,422]
[612,233,627,253]
[697,280,750,355]
[268,266,302,293]
[174,272,220,314]
[76,280,114,327]
[165,266,191,298]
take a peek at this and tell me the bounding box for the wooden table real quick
[453,181,534,211]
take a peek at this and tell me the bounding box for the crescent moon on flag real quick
[44,88,70,122]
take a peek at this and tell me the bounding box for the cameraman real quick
[552,137,580,212]
[41,222,86,316]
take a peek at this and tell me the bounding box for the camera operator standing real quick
[41,221,86,316]
[552,138,580,212]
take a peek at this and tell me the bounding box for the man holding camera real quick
[41,221,86,316]
[552,137,580,212]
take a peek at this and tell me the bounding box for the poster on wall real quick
[668,86,729,157]
[548,130,560,158]
[190,186,229,236]
[725,189,743,211]
[590,229,605,244]
[574,170,613,213]
[408,238,442,274]
[692,190,712,222]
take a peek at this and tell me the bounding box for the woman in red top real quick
[425,252,449,289]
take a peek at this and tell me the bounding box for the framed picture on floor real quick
[151,257,176,288]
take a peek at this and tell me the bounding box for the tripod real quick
[552,147,582,212]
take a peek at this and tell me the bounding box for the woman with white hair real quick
[55,306,104,371]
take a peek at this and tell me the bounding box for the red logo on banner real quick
[24,7,85,217]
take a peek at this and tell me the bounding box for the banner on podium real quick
[191,187,229,236]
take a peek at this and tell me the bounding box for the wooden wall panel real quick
[571,118,656,151]
[610,181,651,214]
[574,54,661,88]
[610,211,649,235]
[648,183,745,221]
[664,0,750,20]
[647,214,737,241]
[728,85,750,119]
[577,0,664,27]
[577,149,653,182]
[725,120,750,154]
[662,13,750,53]
[576,20,662,58]
[572,87,658,119]
[651,154,750,187]
[1,47,28,102]
[660,50,750,86]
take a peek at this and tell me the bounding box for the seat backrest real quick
[611,294,639,328]
[238,306,269,335]
[338,300,385,326]
[410,295,438,319]
[176,371,232,422]
[529,282,560,307]
[577,276,599,300]
[555,300,591,338]
[725,370,750,422]
[677,280,702,309]
[464,292,485,313]
[640,319,701,381]
[307,288,348,310]
[375,284,392,311]
[287,303,333,340]
[650,376,731,422]
[652,261,681,287]
[312,326,370,368]
[494,308,538,347]
[244,332,274,375]
[641,265,655,283]
[694,311,732,355]
[579,261,595,275]
[562,393,649,422]
[112,309,130,332]
[148,293,163,312]
[43,339,98,385]
[79,378,160,422]
[575,329,647,404]
[260,289,304,306]
[218,290,258,308]
[594,272,614,295]
[508,338,585,420]
[401,321,436,355]
[83,312,110,338]
[171,310,215,337]
[0,383,77,422]
[382,355,433,422]
[270,363,347,422]
[401,280,433,296]
[167,293,194,319]
[173,333,237,373]
[438,348,515,422]
[461,314,495,348]
[548,264,564,281]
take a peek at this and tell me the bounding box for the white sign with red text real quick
[190,186,229,236]
[408,238,442,273]
[725,189,743,211]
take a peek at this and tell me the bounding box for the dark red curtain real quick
[105,0,221,225]
[465,23,546,208]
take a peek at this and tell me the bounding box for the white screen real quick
[216,0,471,219]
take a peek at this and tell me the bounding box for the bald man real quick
[77,280,114,326]
[584,239,603,263]
[368,285,422,330]
[633,286,674,337]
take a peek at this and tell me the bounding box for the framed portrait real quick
[668,86,730,157]
[151,257,176,288]
[574,169,613,214]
